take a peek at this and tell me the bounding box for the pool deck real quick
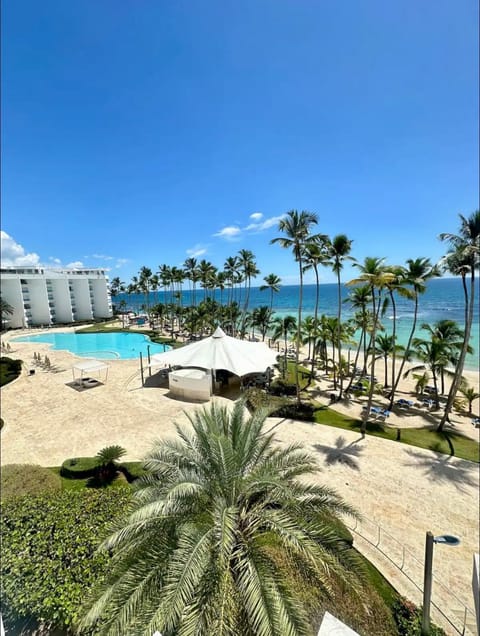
[1,326,479,635]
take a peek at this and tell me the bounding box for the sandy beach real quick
[1,327,479,634]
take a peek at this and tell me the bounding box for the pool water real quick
[13,332,171,360]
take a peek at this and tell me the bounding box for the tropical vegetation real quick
[79,401,364,635]
[109,208,478,433]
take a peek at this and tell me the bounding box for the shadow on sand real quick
[313,435,364,471]
[402,447,478,493]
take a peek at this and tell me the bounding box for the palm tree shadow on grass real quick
[314,435,364,471]
[402,448,478,493]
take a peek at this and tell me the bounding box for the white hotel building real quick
[1,267,113,329]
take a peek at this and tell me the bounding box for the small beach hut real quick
[147,326,278,398]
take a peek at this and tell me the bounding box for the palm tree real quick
[420,320,467,394]
[198,260,217,302]
[324,234,354,399]
[271,210,319,403]
[370,334,404,389]
[382,265,411,402]
[302,237,328,378]
[388,258,439,406]
[109,277,125,297]
[404,337,452,408]
[183,257,198,306]
[344,286,372,393]
[437,210,480,431]
[79,401,359,636]
[95,445,127,483]
[139,266,153,315]
[224,256,240,305]
[238,249,259,337]
[150,274,160,307]
[251,305,273,341]
[271,315,297,378]
[457,383,480,415]
[158,264,172,305]
[259,273,281,313]
[300,315,319,361]
[347,258,395,434]
[0,296,14,327]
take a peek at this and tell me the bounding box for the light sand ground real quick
[1,328,479,634]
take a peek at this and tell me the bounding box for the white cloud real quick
[250,212,263,221]
[49,257,62,265]
[213,226,242,240]
[91,253,114,261]
[0,231,41,266]
[186,244,207,258]
[244,214,287,232]
[66,260,84,269]
[115,258,129,269]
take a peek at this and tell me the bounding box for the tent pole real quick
[147,345,152,377]
[140,352,144,386]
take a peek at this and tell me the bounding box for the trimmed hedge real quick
[1,464,62,501]
[1,489,131,633]
[60,456,98,478]
[61,456,147,483]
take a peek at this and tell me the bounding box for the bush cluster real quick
[392,597,446,635]
[0,356,22,386]
[269,378,297,396]
[1,489,131,632]
[1,464,62,502]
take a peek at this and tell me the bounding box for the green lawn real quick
[313,406,480,463]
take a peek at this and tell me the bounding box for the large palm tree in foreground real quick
[79,402,360,636]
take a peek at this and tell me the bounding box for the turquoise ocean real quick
[117,277,479,372]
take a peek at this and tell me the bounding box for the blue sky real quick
[1,0,478,286]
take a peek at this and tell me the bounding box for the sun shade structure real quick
[72,359,109,383]
[148,326,278,378]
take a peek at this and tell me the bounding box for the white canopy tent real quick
[148,327,278,379]
[72,359,110,385]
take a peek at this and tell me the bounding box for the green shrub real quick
[1,464,62,501]
[271,400,317,421]
[392,597,446,635]
[60,456,98,478]
[1,489,131,632]
[0,356,22,386]
[269,378,297,396]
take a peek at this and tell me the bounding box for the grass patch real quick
[313,406,479,463]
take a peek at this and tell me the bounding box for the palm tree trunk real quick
[345,329,364,394]
[296,257,303,403]
[389,290,397,391]
[361,288,379,436]
[337,271,344,399]
[310,265,320,380]
[438,272,475,430]
[389,292,418,406]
